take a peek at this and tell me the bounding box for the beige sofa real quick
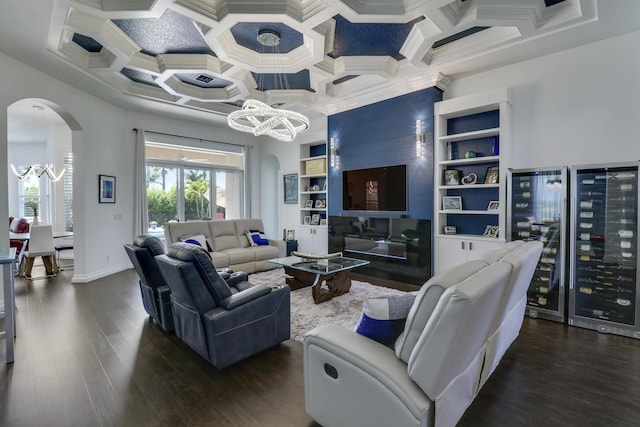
[164,219,285,274]
[304,240,542,427]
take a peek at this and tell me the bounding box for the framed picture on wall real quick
[284,173,298,204]
[99,175,116,203]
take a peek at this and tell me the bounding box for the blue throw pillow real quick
[245,229,269,246]
[355,294,416,347]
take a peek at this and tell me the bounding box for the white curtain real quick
[134,129,148,236]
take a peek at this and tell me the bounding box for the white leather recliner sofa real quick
[304,240,542,427]
[164,218,285,273]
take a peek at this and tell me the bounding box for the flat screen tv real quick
[342,164,407,212]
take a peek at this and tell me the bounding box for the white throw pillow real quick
[179,234,213,251]
[245,229,269,246]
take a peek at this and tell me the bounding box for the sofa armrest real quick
[220,283,272,310]
[304,324,431,427]
[268,239,286,258]
[227,271,249,287]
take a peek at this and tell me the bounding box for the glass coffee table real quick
[269,255,370,303]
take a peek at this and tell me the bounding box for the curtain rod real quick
[132,128,243,149]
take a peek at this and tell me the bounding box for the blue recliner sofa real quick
[156,242,290,369]
[124,235,175,333]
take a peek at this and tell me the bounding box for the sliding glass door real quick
[146,165,179,230]
[146,163,244,227]
[184,168,211,221]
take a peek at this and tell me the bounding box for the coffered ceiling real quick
[2,0,639,125]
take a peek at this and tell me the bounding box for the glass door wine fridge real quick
[508,167,568,322]
[569,162,640,338]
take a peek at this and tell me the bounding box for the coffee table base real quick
[283,266,352,304]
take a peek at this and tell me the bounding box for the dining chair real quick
[23,224,58,279]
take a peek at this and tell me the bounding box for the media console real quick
[328,216,431,286]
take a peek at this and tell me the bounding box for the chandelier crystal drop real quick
[226,29,309,142]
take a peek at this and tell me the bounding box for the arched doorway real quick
[7,98,83,278]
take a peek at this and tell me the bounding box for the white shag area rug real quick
[249,268,410,342]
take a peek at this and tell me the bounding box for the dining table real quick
[9,231,73,240]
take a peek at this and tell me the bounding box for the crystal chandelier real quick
[227,29,309,142]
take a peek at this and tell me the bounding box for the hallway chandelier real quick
[227,29,309,142]
[11,164,65,181]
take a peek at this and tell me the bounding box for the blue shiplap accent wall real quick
[327,87,442,220]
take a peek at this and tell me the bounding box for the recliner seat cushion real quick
[223,247,256,265]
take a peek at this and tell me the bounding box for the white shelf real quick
[438,183,500,190]
[439,210,500,215]
[440,155,499,166]
[438,127,500,143]
[298,141,329,254]
[438,233,505,242]
[434,88,510,245]
[301,154,327,162]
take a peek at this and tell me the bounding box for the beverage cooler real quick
[508,167,568,322]
[569,163,640,338]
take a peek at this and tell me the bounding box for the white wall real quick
[445,30,640,169]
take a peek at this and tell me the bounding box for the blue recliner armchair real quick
[124,235,175,332]
[156,242,290,369]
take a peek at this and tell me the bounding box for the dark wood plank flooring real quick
[1,266,640,426]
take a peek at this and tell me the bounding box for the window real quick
[145,139,245,233]
[63,152,73,231]
[16,166,51,224]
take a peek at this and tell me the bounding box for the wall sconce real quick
[415,120,425,158]
[330,137,339,168]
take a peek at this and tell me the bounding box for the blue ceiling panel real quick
[176,73,233,89]
[72,33,103,53]
[329,15,422,60]
[252,70,313,92]
[230,22,303,53]
[121,68,160,87]
[113,10,214,56]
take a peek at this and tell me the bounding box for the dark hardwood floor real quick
[1,265,640,426]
